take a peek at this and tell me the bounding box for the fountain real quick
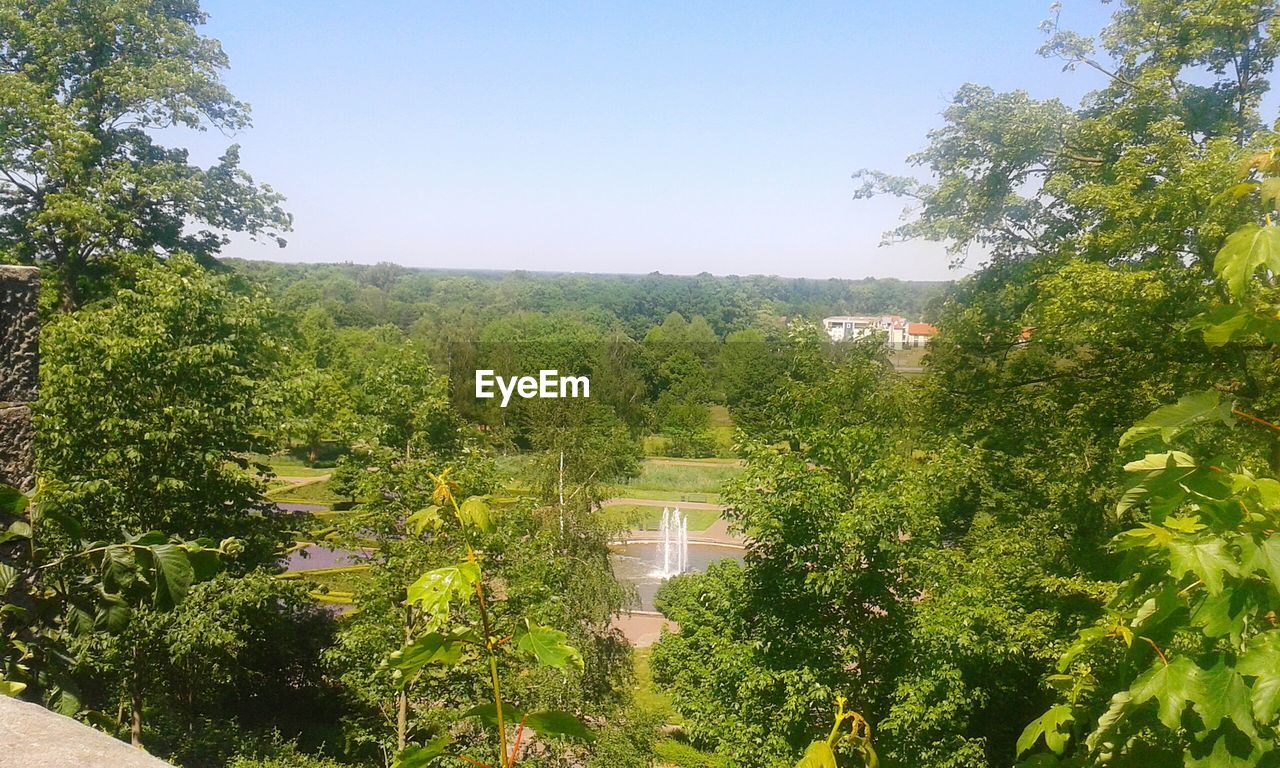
[656,507,689,578]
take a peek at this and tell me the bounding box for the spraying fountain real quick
[655,507,688,578]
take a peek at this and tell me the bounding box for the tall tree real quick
[36,255,289,564]
[0,0,290,308]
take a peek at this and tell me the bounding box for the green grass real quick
[609,488,721,504]
[310,509,359,524]
[285,566,369,599]
[250,453,333,478]
[601,504,720,532]
[632,648,677,722]
[269,478,345,505]
[631,649,726,767]
[653,739,727,768]
[618,460,743,496]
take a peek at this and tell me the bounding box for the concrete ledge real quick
[0,695,175,767]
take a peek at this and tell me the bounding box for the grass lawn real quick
[617,459,743,496]
[249,453,333,478]
[269,478,346,505]
[283,566,369,602]
[632,649,726,767]
[609,488,721,504]
[602,504,720,532]
[633,648,677,723]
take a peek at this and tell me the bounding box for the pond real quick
[609,541,745,612]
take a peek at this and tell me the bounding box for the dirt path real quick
[274,474,330,487]
[644,457,744,468]
[602,497,725,511]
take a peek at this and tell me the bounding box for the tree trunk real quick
[396,606,411,752]
[130,642,143,748]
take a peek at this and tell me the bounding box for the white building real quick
[822,316,936,349]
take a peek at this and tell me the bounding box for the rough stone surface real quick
[0,265,38,404]
[0,266,36,491]
[0,405,33,491]
[0,695,176,767]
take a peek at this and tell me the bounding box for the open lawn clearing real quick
[269,478,345,505]
[601,504,720,533]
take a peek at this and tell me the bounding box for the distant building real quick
[822,315,937,349]
[905,322,938,348]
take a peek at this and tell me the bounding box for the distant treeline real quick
[228,259,948,338]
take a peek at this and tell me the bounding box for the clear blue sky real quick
[182,1,1115,281]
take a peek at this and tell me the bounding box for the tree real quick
[388,475,595,768]
[0,0,290,308]
[36,255,289,565]
[1018,157,1280,768]
[279,365,357,466]
[0,480,237,747]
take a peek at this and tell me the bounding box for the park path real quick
[273,473,330,487]
[644,457,744,468]
[611,612,675,647]
[602,497,724,511]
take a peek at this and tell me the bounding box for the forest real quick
[5,1,1280,768]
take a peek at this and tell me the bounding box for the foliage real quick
[0,480,237,746]
[36,256,291,566]
[389,472,594,768]
[1016,157,1280,766]
[0,0,290,307]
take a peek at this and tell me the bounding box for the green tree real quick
[280,365,357,466]
[1018,158,1280,767]
[36,256,290,565]
[0,0,291,308]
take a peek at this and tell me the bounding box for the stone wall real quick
[0,265,38,492]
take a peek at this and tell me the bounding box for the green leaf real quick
[0,562,18,593]
[406,505,441,535]
[458,496,494,534]
[393,735,451,768]
[1215,223,1280,298]
[388,630,470,680]
[1185,735,1259,768]
[1128,656,1205,730]
[1189,590,1249,644]
[525,710,595,743]
[1189,305,1269,347]
[95,593,132,633]
[405,562,480,628]
[1123,452,1196,472]
[1237,630,1280,724]
[0,679,26,697]
[147,543,194,610]
[1120,391,1232,447]
[516,618,583,670]
[0,486,27,516]
[1242,534,1280,594]
[462,701,525,730]
[795,741,837,768]
[99,544,137,592]
[1166,537,1238,595]
[1195,659,1254,736]
[1016,704,1074,756]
